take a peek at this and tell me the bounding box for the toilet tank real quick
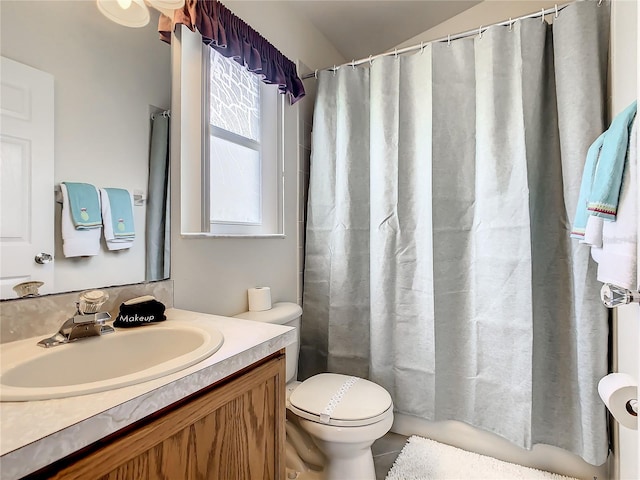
[233,302,302,383]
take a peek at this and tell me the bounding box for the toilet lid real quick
[289,373,393,427]
[233,302,302,325]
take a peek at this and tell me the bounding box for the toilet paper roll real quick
[248,287,272,312]
[598,373,638,430]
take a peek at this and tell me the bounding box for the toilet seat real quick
[289,373,393,427]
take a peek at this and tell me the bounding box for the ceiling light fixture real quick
[96,0,150,28]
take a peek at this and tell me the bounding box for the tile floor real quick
[372,432,409,480]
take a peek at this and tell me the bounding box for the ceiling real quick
[289,1,481,61]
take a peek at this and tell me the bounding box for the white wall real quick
[637,0,640,468]
[395,0,558,47]
[637,0,640,466]
[170,1,344,316]
[0,1,171,294]
[610,2,638,479]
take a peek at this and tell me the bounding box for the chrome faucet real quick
[37,303,115,348]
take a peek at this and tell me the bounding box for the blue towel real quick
[62,182,102,229]
[571,132,606,238]
[587,100,637,220]
[103,188,135,238]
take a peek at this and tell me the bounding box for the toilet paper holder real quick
[598,373,638,430]
[600,284,640,308]
[599,286,639,417]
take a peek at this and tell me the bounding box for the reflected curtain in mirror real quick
[146,112,170,281]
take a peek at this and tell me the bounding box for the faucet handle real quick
[78,290,109,314]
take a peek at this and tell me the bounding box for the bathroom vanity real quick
[0,309,295,480]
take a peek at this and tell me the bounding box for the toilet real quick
[234,302,393,480]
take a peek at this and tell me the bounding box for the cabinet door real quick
[46,353,285,480]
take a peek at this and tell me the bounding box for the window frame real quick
[201,46,285,237]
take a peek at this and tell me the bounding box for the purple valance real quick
[159,0,305,104]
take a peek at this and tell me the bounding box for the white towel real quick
[584,216,603,264]
[582,216,604,249]
[597,119,637,290]
[99,188,134,251]
[60,183,101,257]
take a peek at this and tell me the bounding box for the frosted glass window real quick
[209,135,261,224]
[209,49,260,141]
[201,42,282,236]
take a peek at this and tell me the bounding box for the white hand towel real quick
[582,216,604,249]
[100,188,134,251]
[60,183,101,257]
[597,119,637,290]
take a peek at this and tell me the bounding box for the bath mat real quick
[385,436,578,480]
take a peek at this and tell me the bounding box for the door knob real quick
[34,252,53,264]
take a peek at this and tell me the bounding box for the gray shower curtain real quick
[146,114,170,281]
[301,1,610,465]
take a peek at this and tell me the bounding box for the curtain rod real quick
[302,1,588,80]
[151,110,171,120]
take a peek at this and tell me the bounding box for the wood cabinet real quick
[35,353,285,480]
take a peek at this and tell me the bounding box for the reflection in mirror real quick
[0,1,171,299]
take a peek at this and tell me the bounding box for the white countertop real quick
[0,308,295,480]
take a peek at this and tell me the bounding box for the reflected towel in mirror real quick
[100,188,135,251]
[60,183,101,257]
[61,181,102,229]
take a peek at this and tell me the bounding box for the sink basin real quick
[0,322,224,401]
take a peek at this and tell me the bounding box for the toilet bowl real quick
[234,303,393,480]
[289,373,394,480]
[297,410,394,480]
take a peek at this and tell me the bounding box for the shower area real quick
[299,1,618,477]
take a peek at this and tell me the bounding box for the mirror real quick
[0,1,171,299]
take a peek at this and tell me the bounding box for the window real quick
[203,48,284,236]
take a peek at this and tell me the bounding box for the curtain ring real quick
[598,0,603,5]
[394,48,398,59]
[508,18,513,31]
[447,34,451,46]
[333,65,337,76]
[351,59,356,70]
[478,26,483,39]
[554,4,559,18]
[420,41,425,53]
[541,8,545,22]
[314,69,318,79]
[369,55,373,65]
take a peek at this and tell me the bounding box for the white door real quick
[0,56,54,298]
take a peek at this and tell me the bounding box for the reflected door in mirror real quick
[1,57,54,298]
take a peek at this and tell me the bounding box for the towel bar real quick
[133,190,145,206]
[55,185,145,206]
[54,185,63,204]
